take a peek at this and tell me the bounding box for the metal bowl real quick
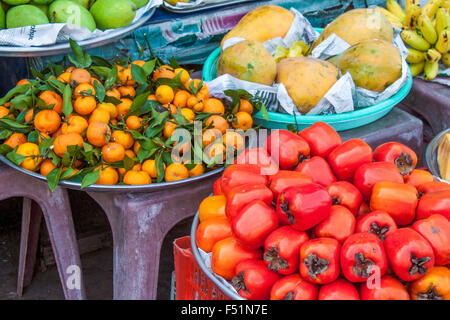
[190,208,243,300]
[0,154,223,192]
[0,7,156,58]
[425,128,450,183]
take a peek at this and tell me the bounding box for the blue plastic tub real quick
[202,30,413,131]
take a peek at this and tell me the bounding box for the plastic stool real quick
[0,164,86,299]
[87,173,219,300]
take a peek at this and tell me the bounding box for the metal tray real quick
[161,0,264,14]
[0,154,223,193]
[425,128,450,183]
[190,205,243,300]
[0,7,156,58]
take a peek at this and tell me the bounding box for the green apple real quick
[90,0,136,30]
[6,4,49,28]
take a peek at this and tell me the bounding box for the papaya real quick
[329,39,402,92]
[312,8,393,49]
[220,5,294,49]
[276,57,339,114]
[217,39,277,86]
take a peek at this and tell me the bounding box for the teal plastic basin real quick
[202,30,413,131]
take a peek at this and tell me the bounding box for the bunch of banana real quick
[380,0,450,81]
[273,40,310,63]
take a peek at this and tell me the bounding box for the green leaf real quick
[62,84,73,118]
[0,118,31,133]
[131,64,147,85]
[10,95,32,110]
[46,167,63,192]
[0,144,12,155]
[123,154,135,171]
[31,68,45,80]
[91,56,112,68]
[142,59,156,76]
[38,137,55,154]
[105,65,118,89]
[27,130,39,144]
[6,149,26,166]
[0,128,12,140]
[127,92,150,116]
[104,95,122,105]
[81,169,100,189]
[0,84,31,105]
[47,79,66,94]
[155,151,165,183]
[90,66,112,78]
[93,81,106,103]
[169,56,180,69]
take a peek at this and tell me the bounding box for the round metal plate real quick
[0,8,156,58]
[0,154,223,192]
[425,128,450,183]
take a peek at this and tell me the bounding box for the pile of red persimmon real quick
[195,122,450,300]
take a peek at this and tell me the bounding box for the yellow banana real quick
[418,13,438,44]
[386,0,406,21]
[377,6,404,27]
[425,48,442,62]
[435,29,450,53]
[442,0,450,9]
[407,48,427,63]
[405,0,417,13]
[404,2,422,29]
[410,61,426,77]
[442,52,450,67]
[401,29,432,51]
[422,0,443,18]
[435,8,450,35]
[424,61,439,80]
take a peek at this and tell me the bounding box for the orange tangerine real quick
[163,121,177,139]
[0,106,10,118]
[232,112,253,130]
[203,98,225,115]
[188,79,209,100]
[70,68,91,85]
[173,90,190,108]
[66,66,76,73]
[102,142,125,163]
[34,110,61,134]
[155,85,174,104]
[57,72,71,84]
[147,94,157,101]
[74,83,96,97]
[74,96,97,115]
[206,143,226,161]
[16,79,30,86]
[61,115,88,135]
[132,60,146,67]
[16,143,41,171]
[123,170,151,185]
[133,141,141,154]
[96,166,119,185]
[174,68,190,83]
[125,149,136,159]
[142,159,166,179]
[188,163,205,177]
[223,131,245,151]
[106,88,121,100]
[39,159,57,177]
[164,163,189,182]
[117,65,136,86]
[86,121,111,147]
[4,133,27,149]
[118,86,136,98]
[112,130,134,149]
[202,128,221,147]
[53,133,84,157]
[90,77,102,86]
[97,102,118,119]
[198,195,227,222]
[116,98,133,120]
[180,108,195,123]
[205,115,229,134]
[89,108,111,124]
[239,99,253,114]
[125,115,143,130]
[153,65,175,80]
[24,109,34,123]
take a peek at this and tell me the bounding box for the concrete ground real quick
[0,192,193,300]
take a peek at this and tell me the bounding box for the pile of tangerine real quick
[0,62,255,186]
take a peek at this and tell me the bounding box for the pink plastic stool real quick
[0,164,86,300]
[87,172,219,300]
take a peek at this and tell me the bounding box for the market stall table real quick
[399,78,450,142]
[0,163,85,300]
